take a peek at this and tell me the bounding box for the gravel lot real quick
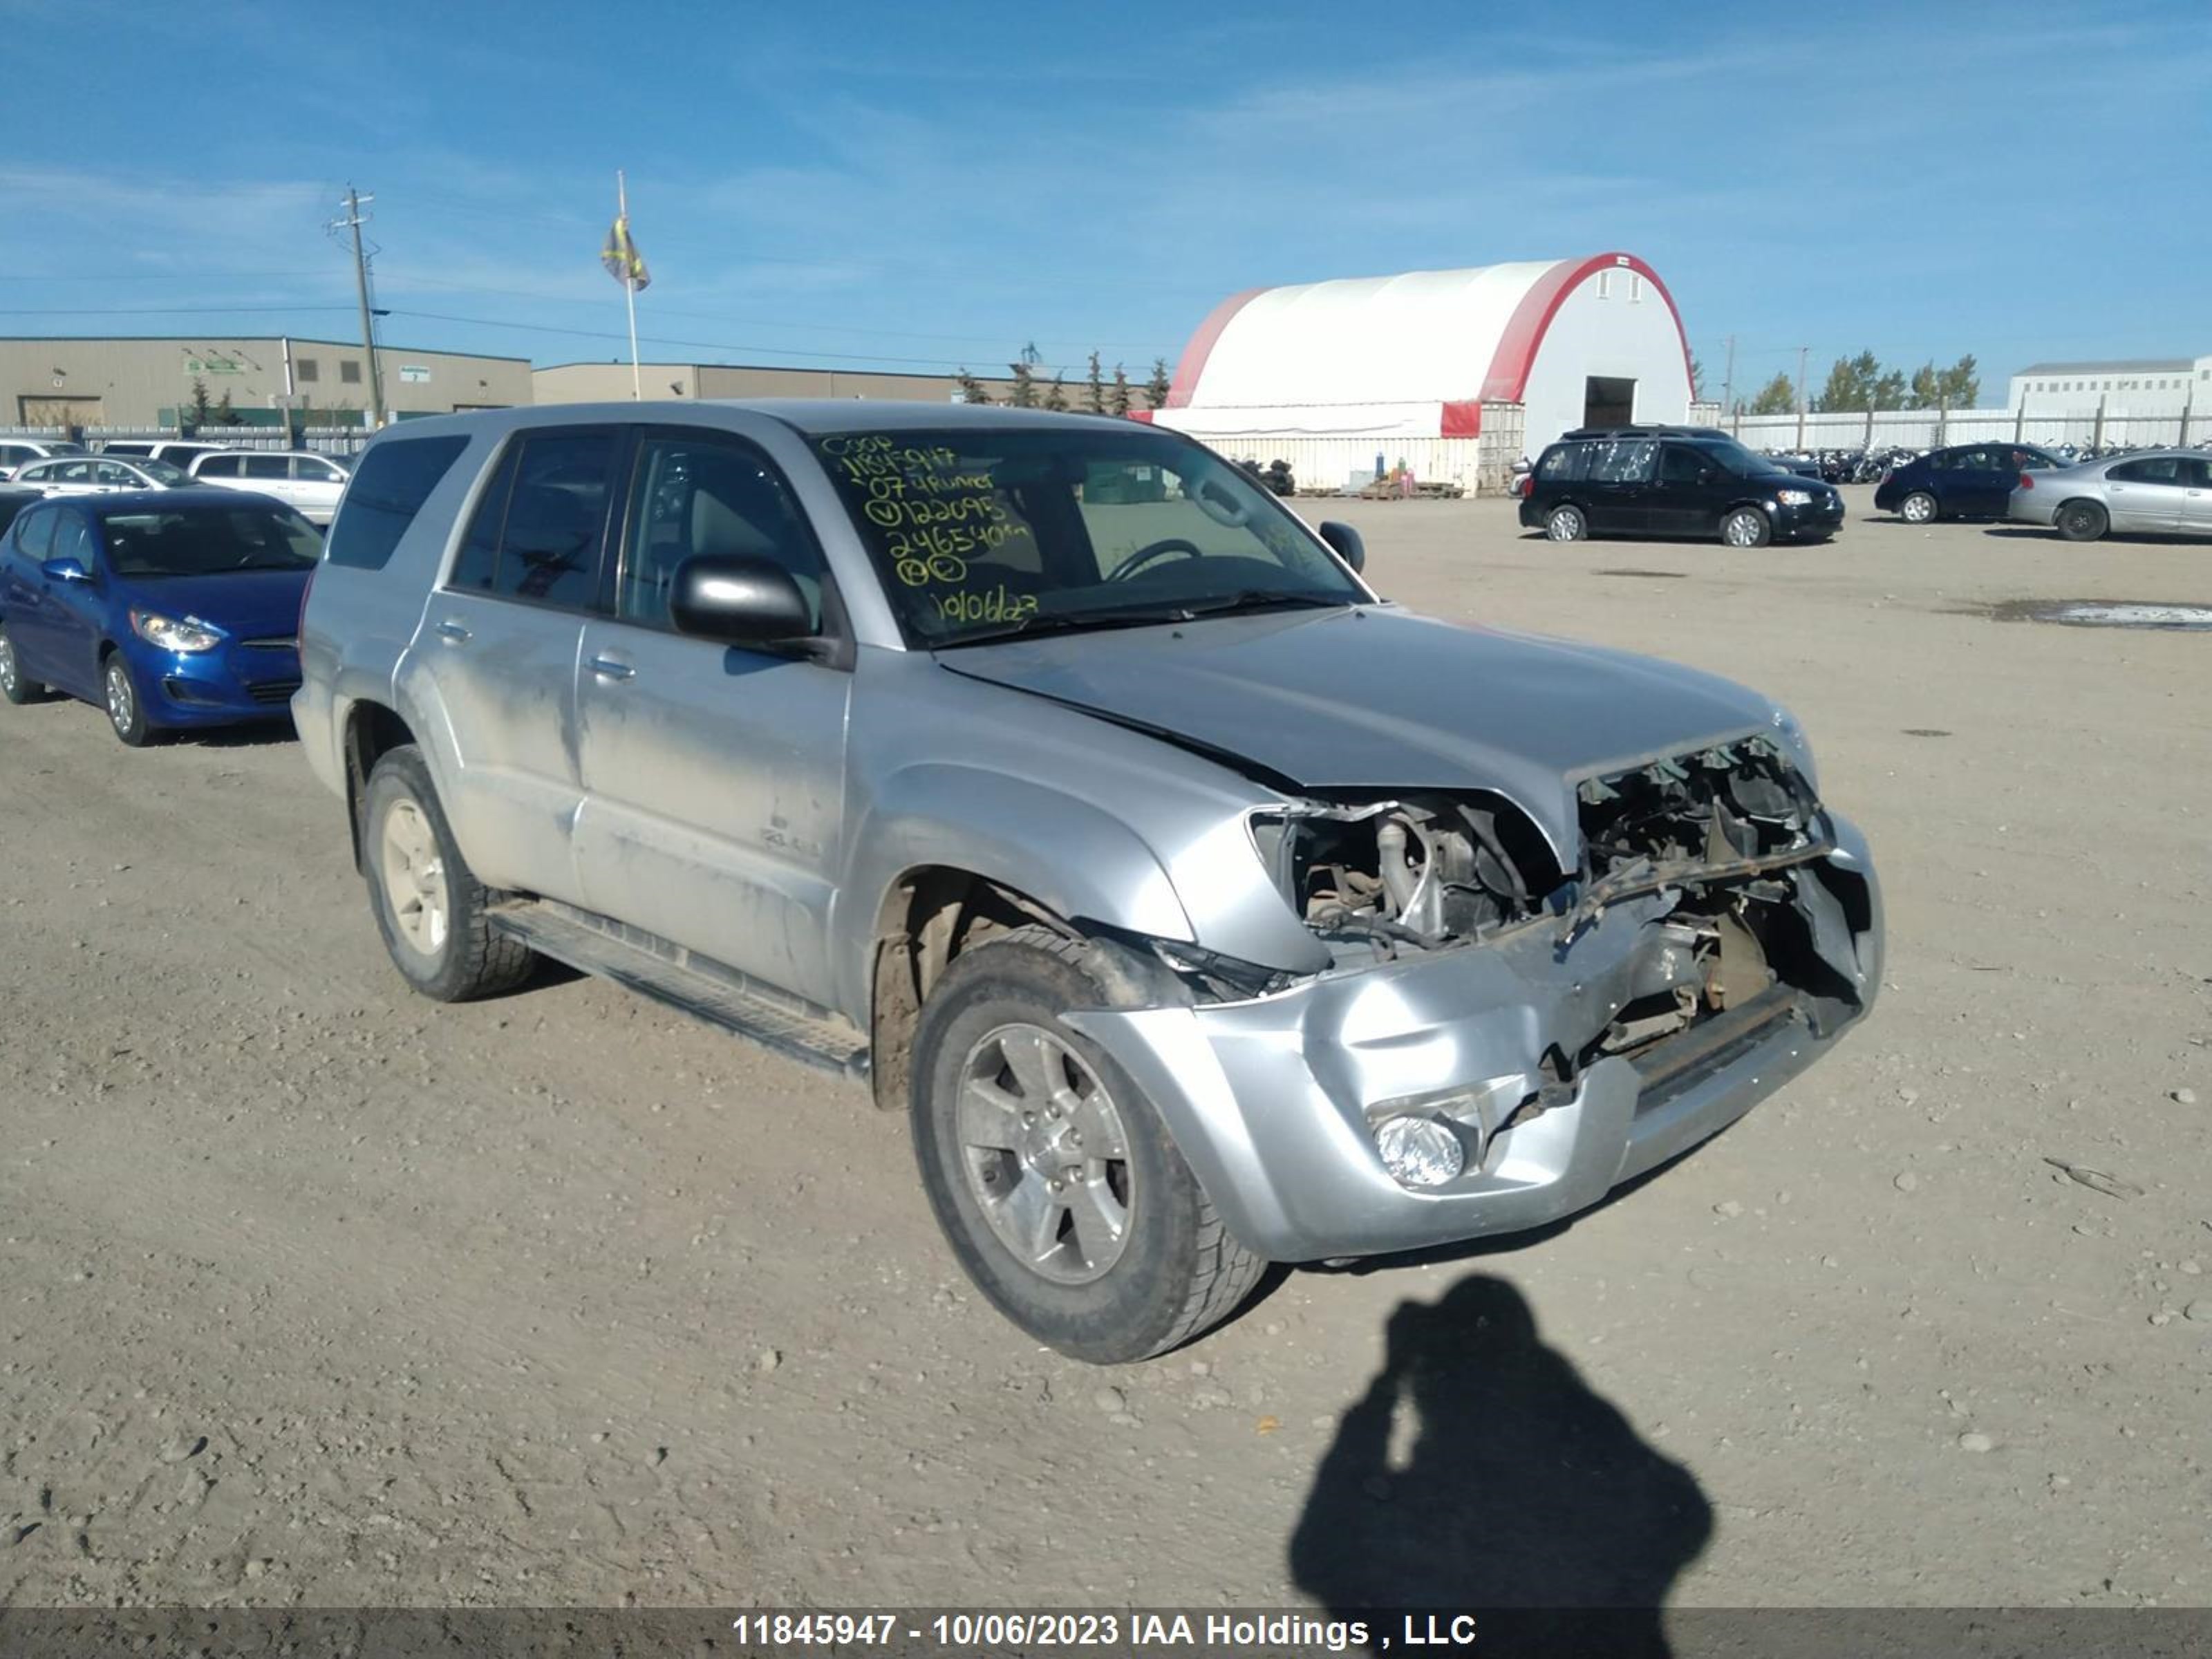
[2,491,2207,1613]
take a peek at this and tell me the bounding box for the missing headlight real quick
[1249,794,1562,956]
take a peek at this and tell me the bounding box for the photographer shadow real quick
[1289,1274,1711,1658]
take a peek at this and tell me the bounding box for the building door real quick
[1584,377,1635,429]
[17,395,104,427]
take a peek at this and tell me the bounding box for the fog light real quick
[1374,1114,1465,1189]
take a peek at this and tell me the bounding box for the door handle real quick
[588,655,636,682]
[433,620,471,643]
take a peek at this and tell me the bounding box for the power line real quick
[0,304,356,317]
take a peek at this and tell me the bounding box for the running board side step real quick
[487,898,870,1082]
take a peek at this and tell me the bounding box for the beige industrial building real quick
[1,335,533,429]
[532,360,1027,406]
[6,337,1117,435]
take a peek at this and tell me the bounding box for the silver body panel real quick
[298,400,1883,1262]
[2008,449,2212,537]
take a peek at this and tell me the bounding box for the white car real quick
[187,449,349,525]
[0,438,88,478]
[10,454,191,495]
[97,439,232,468]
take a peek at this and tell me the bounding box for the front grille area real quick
[247,680,302,704]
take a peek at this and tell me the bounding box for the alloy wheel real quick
[105,662,133,735]
[378,798,451,955]
[1902,494,1936,524]
[0,637,17,697]
[955,1022,1133,1286]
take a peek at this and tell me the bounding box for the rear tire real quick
[910,925,1265,1363]
[1900,491,1938,525]
[0,626,42,704]
[361,744,536,1002]
[2056,500,2108,543]
[1721,507,1772,548]
[1544,505,1588,543]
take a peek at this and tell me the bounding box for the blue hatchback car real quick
[0,487,319,744]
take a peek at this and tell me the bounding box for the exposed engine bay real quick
[1242,735,1865,1071]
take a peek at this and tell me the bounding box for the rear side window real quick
[448,427,619,610]
[1537,443,1588,482]
[1589,438,1658,484]
[2108,456,2182,485]
[12,505,56,559]
[196,455,242,478]
[244,455,290,480]
[326,435,469,572]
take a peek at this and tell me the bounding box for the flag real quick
[601,212,650,292]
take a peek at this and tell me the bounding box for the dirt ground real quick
[2,491,2208,1615]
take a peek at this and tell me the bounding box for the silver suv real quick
[296,402,1882,1362]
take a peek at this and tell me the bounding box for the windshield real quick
[100,505,321,577]
[136,458,189,485]
[810,426,1366,646]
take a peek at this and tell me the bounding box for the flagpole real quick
[619,170,640,400]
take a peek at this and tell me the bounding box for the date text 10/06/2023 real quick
[727,1613,1481,1651]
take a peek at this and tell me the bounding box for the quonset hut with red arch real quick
[1139,252,1698,496]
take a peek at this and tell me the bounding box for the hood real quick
[115,567,310,641]
[936,606,1779,859]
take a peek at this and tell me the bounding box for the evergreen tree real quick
[1006,362,1038,409]
[1043,373,1069,412]
[1083,351,1106,414]
[1936,354,1980,409]
[1689,356,1705,400]
[1109,364,1132,418]
[1143,357,1172,410]
[1748,372,1796,415]
[214,388,237,424]
[186,377,214,427]
[1812,350,1884,413]
[955,367,990,406]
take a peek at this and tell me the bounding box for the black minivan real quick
[1519,427,1846,547]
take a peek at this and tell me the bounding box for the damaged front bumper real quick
[1066,814,1881,1262]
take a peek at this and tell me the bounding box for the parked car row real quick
[1,401,1884,1365]
[0,447,350,524]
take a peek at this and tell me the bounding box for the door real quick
[2102,456,2187,532]
[1583,376,1636,429]
[1581,436,1658,534]
[1651,443,1722,536]
[572,427,852,1006]
[27,509,106,697]
[238,452,296,509]
[411,425,623,906]
[28,459,97,498]
[1943,447,2009,517]
[2182,458,2212,538]
[1,504,61,676]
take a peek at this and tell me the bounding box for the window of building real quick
[1597,272,1613,299]
[1629,274,1644,303]
[340,360,362,384]
[296,358,320,384]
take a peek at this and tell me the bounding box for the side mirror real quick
[669,554,816,646]
[1317,520,1366,574]
[41,556,89,583]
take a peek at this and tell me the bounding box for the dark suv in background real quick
[1873,443,2064,523]
[1521,427,1846,547]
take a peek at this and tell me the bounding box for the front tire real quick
[362,744,535,1002]
[0,626,42,705]
[910,926,1264,1363]
[1900,491,1938,525]
[1544,504,1588,543]
[2056,500,2108,543]
[102,651,155,747]
[1721,507,1773,548]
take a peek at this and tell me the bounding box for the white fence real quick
[1721,406,2204,452]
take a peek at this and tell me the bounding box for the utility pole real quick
[1795,344,1809,449]
[339,186,387,429]
[1721,335,1736,416]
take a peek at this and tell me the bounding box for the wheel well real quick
[343,701,418,872]
[866,868,1069,1112]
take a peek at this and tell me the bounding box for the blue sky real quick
[1,0,2205,400]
